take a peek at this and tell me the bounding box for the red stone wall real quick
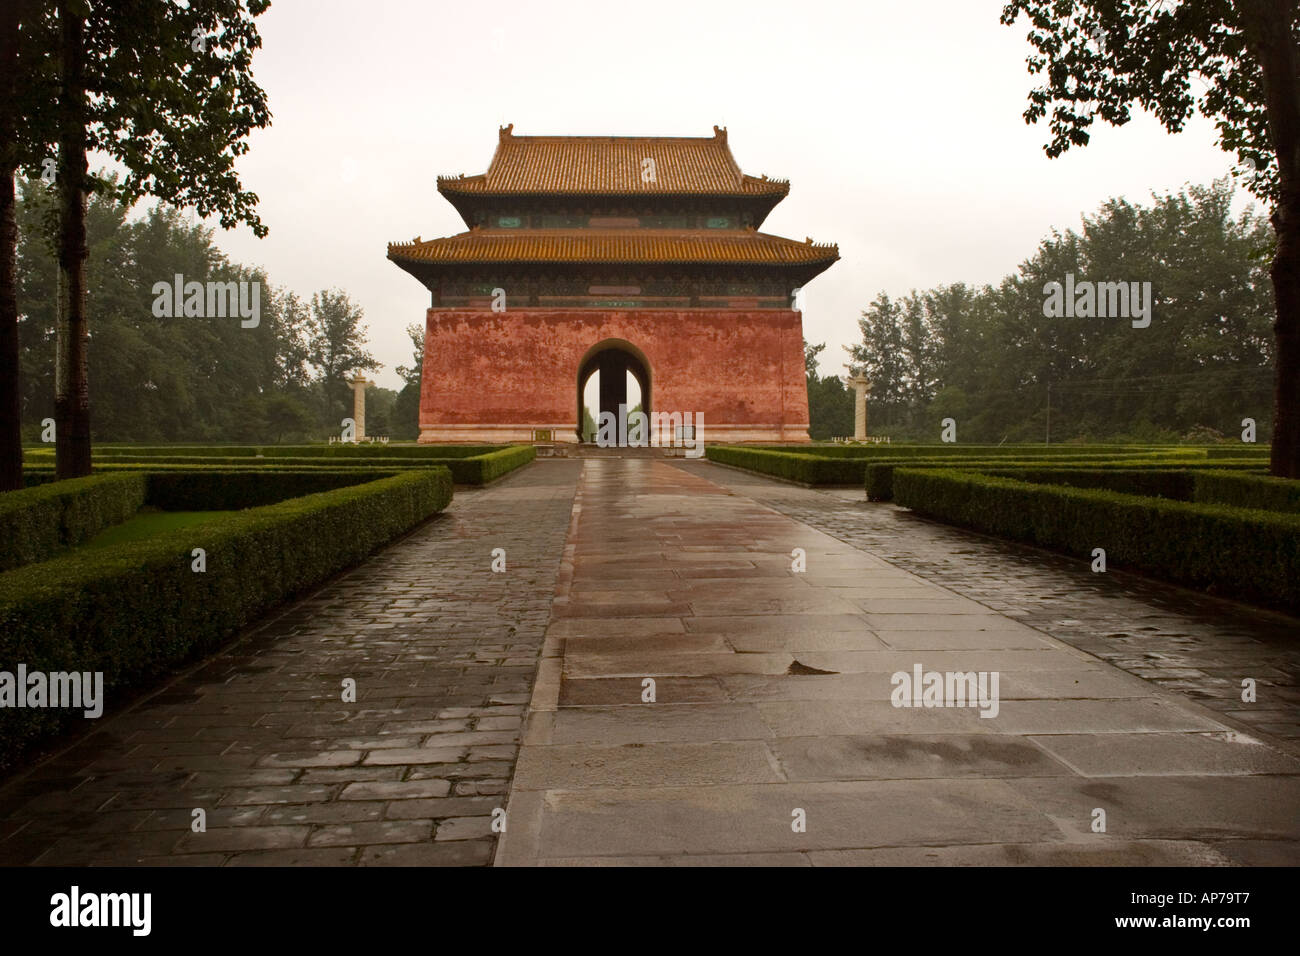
[418,308,811,443]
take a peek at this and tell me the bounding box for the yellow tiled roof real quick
[387,228,838,267]
[436,125,790,197]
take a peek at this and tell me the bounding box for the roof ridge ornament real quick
[713,124,727,142]
[500,123,514,142]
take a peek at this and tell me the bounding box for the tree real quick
[848,180,1274,442]
[847,294,909,429]
[804,339,825,381]
[263,394,314,443]
[4,0,271,480]
[803,339,854,439]
[391,322,423,440]
[0,0,56,490]
[15,180,322,443]
[305,289,380,430]
[1001,0,1300,475]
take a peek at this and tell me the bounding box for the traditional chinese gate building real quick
[387,125,838,444]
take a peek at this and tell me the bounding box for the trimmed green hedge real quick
[711,444,1207,489]
[892,468,1300,612]
[1192,470,1300,513]
[865,457,1262,501]
[748,443,1199,460]
[0,474,148,572]
[1205,446,1272,459]
[462,444,537,484]
[0,469,453,771]
[25,444,536,486]
[977,468,1196,501]
[145,470,403,510]
[705,447,867,484]
[20,465,404,490]
[93,443,498,459]
[90,455,442,468]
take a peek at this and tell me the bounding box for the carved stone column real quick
[848,373,871,440]
[349,373,374,440]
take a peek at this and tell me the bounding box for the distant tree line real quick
[15,178,419,443]
[811,180,1275,444]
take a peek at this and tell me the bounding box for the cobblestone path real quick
[0,462,580,866]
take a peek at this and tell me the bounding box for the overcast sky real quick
[186,0,1245,390]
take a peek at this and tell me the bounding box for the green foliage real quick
[84,512,229,550]
[93,443,498,459]
[13,184,404,443]
[892,468,1300,613]
[306,289,380,427]
[144,470,400,510]
[999,1,1284,203]
[0,474,148,571]
[25,444,536,485]
[705,447,866,485]
[803,340,856,440]
[0,469,452,771]
[846,182,1275,442]
[752,443,1189,459]
[1192,470,1300,514]
[977,468,1196,500]
[865,456,1260,501]
[458,445,537,484]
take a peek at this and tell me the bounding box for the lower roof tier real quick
[387,227,839,290]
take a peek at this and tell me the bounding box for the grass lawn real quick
[82,509,231,549]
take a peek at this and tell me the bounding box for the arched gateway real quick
[577,340,651,442]
[387,125,838,445]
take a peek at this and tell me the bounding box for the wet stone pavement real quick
[693,461,1300,742]
[0,461,580,866]
[3,456,1299,867]
[497,459,1300,866]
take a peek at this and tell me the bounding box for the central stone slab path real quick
[497,459,1300,866]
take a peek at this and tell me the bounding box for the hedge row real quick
[23,444,537,485]
[1192,470,1300,513]
[892,468,1300,613]
[467,444,537,483]
[0,469,453,771]
[978,468,1196,501]
[87,455,441,469]
[20,465,404,490]
[145,470,402,510]
[747,443,1200,460]
[705,446,867,484]
[92,443,498,459]
[710,445,1205,488]
[1204,446,1272,459]
[0,475,148,572]
[865,457,1262,501]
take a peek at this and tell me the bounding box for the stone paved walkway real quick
[0,462,580,866]
[497,460,1300,866]
[4,457,1298,867]
[695,461,1300,742]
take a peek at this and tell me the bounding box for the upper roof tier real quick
[437,125,790,224]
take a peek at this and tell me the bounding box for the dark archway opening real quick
[576,343,651,444]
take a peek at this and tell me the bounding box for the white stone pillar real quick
[848,374,870,441]
[349,374,374,440]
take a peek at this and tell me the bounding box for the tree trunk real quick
[55,0,90,480]
[1240,0,1300,477]
[0,2,22,491]
[0,169,19,491]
